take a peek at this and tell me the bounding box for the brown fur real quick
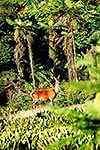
[30,76,60,107]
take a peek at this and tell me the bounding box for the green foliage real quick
[1,0,100,80]
[0,41,13,65]
[86,92,100,119]
[1,74,100,149]
[24,82,33,91]
[0,0,17,20]
[0,97,100,149]
[61,80,100,95]
[61,80,100,105]
[76,46,100,80]
[0,109,67,149]
[0,1,100,149]
[0,69,16,88]
[0,0,18,67]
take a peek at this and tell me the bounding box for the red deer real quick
[30,76,60,107]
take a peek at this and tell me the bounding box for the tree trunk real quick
[48,29,57,64]
[63,21,77,81]
[14,42,25,79]
[27,34,35,87]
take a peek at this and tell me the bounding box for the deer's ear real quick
[57,75,60,80]
[54,75,60,82]
[56,75,60,81]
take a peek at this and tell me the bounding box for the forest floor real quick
[7,106,48,120]
[7,104,85,120]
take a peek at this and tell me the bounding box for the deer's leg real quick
[37,98,44,107]
[49,98,53,105]
[38,100,44,107]
[30,99,38,109]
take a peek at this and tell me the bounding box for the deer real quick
[30,75,60,107]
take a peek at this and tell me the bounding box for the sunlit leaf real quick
[48,20,54,27]
[6,18,15,26]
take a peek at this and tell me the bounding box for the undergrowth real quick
[0,81,100,149]
[0,101,100,150]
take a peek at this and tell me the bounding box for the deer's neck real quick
[55,81,59,93]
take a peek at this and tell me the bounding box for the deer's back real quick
[32,88,56,101]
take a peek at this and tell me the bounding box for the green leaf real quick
[48,20,54,27]
[6,18,15,26]
[64,0,73,8]
[24,82,33,91]
[94,93,100,112]
[25,21,32,26]
[95,46,100,53]
[44,138,68,150]
[14,27,19,41]
[38,22,48,28]
[15,19,22,26]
